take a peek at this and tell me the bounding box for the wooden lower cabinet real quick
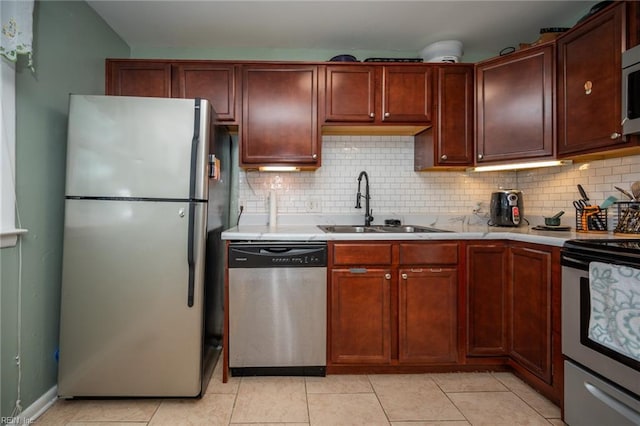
[507,242,562,405]
[330,268,391,364]
[328,240,561,405]
[466,242,509,356]
[509,243,554,385]
[329,241,459,367]
[399,268,458,363]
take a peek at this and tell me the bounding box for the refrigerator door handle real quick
[187,201,196,307]
[186,98,202,308]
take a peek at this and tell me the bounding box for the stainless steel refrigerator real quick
[58,95,229,397]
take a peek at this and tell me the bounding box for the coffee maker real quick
[490,190,524,226]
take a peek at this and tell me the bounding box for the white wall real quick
[239,135,516,218]
[238,134,640,227]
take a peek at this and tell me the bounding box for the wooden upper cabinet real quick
[382,66,431,122]
[241,64,320,168]
[476,44,555,164]
[415,65,474,169]
[106,61,171,97]
[325,65,376,122]
[323,64,432,125]
[557,2,626,156]
[171,63,238,123]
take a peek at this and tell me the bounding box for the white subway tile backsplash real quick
[237,135,640,221]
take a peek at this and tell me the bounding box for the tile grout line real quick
[366,374,393,426]
[489,371,562,422]
[431,374,473,426]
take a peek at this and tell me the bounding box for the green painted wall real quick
[131,46,436,62]
[0,1,129,419]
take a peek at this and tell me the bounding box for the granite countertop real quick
[221,216,624,247]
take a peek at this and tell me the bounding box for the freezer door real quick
[65,95,210,200]
[58,199,207,397]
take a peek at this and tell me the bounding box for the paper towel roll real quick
[269,191,277,227]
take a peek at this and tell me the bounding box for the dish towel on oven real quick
[589,262,640,362]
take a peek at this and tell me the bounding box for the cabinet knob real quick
[478,154,484,160]
[401,273,408,280]
[610,132,621,140]
[584,80,593,95]
[312,153,318,159]
[384,112,390,118]
[385,273,391,280]
[369,112,375,118]
[440,154,448,161]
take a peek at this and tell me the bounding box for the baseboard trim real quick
[9,385,57,423]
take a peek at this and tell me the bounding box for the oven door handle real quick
[562,255,591,270]
[585,382,640,424]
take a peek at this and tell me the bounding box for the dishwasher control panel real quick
[228,243,327,268]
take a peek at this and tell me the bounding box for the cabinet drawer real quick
[332,243,392,265]
[399,243,458,265]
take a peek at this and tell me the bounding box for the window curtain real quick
[1,0,34,69]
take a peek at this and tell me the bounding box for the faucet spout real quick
[355,171,374,226]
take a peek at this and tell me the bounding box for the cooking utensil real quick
[577,184,590,205]
[532,225,571,231]
[599,195,618,209]
[544,210,564,226]
[631,181,640,201]
[573,200,587,210]
[614,186,634,200]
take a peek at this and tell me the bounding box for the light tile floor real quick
[36,359,565,425]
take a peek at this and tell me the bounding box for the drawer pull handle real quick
[349,268,367,274]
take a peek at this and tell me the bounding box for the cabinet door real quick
[106,61,171,97]
[398,268,458,363]
[414,65,473,169]
[557,3,625,155]
[476,44,555,163]
[382,66,432,123]
[330,268,391,364]
[509,245,552,383]
[466,243,509,356]
[241,65,320,167]
[172,63,238,123]
[324,65,376,122]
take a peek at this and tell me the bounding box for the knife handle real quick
[577,184,590,203]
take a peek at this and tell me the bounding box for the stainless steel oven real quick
[561,239,640,425]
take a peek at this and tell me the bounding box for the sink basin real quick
[317,225,451,233]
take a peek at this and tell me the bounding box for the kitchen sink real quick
[317,224,452,233]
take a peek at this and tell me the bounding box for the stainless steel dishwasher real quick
[228,242,327,376]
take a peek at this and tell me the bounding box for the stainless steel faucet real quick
[355,171,374,226]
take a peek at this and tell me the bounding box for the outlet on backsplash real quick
[305,197,321,213]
